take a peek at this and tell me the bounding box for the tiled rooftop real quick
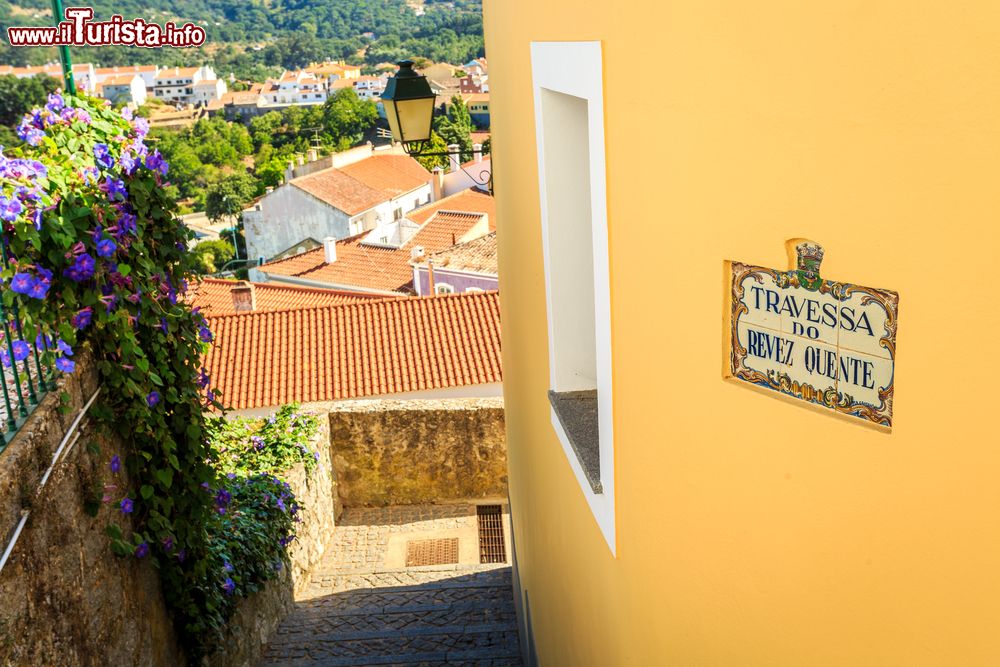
[189,278,385,316]
[259,203,491,293]
[424,231,498,275]
[203,292,502,410]
[291,155,430,215]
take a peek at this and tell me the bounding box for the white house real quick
[261,71,329,106]
[99,74,147,106]
[242,148,433,264]
[153,66,224,105]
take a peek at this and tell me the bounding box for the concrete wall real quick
[0,352,184,667]
[486,1,1000,664]
[328,398,507,507]
[244,186,351,263]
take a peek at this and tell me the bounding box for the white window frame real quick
[531,41,616,554]
[435,282,455,294]
[465,287,485,293]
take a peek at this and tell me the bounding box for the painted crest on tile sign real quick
[730,241,899,427]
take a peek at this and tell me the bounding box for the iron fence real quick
[0,246,57,451]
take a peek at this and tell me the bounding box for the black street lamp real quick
[382,60,493,194]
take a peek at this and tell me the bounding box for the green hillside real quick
[0,0,483,74]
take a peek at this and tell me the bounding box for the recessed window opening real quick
[540,89,600,492]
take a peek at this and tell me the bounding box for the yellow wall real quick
[485,1,1000,664]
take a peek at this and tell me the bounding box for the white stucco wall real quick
[244,185,351,262]
[347,184,433,236]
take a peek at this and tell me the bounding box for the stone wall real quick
[328,398,507,507]
[0,351,184,667]
[0,356,340,667]
[209,414,339,667]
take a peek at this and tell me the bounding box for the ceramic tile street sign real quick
[730,241,899,427]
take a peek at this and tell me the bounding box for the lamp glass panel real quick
[395,97,435,144]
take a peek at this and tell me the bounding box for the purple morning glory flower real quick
[176,549,186,563]
[121,106,133,121]
[145,150,168,176]
[222,578,236,595]
[133,117,149,139]
[31,208,43,230]
[146,391,160,407]
[93,143,115,170]
[251,435,265,450]
[63,254,96,282]
[19,126,44,146]
[45,93,64,113]
[162,536,174,551]
[26,279,49,299]
[0,350,9,368]
[11,340,30,362]
[96,238,117,258]
[71,307,93,330]
[196,368,210,388]
[56,339,73,356]
[110,455,121,473]
[117,211,137,237]
[120,497,134,514]
[10,273,35,295]
[198,325,213,342]
[102,177,127,201]
[55,356,76,373]
[134,542,149,559]
[223,561,233,572]
[119,152,137,175]
[0,196,23,222]
[214,489,231,507]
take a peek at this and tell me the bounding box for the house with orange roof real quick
[6,62,97,93]
[253,188,495,295]
[153,65,225,106]
[94,65,159,90]
[242,153,433,264]
[305,61,362,82]
[261,70,329,106]
[203,291,503,415]
[188,278,387,316]
[411,231,498,296]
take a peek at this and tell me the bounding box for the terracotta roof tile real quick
[203,292,502,409]
[189,278,386,315]
[290,155,430,215]
[259,191,495,292]
[424,232,497,275]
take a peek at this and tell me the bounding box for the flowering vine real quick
[0,93,237,658]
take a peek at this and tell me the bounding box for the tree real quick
[434,96,474,162]
[205,171,259,223]
[190,239,236,275]
[415,131,451,171]
[322,89,378,149]
[0,74,60,127]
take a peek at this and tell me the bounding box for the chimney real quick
[473,143,483,163]
[307,148,318,162]
[265,186,273,194]
[432,166,444,201]
[284,160,295,183]
[447,144,461,173]
[323,237,338,264]
[231,281,256,312]
[296,154,305,167]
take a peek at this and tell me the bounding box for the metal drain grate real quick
[477,504,506,564]
[405,537,460,567]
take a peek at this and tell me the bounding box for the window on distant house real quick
[393,208,403,220]
[532,41,615,554]
[435,283,455,294]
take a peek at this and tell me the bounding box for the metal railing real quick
[0,246,57,451]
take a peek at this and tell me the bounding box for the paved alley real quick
[259,504,523,667]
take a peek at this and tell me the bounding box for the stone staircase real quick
[259,506,523,667]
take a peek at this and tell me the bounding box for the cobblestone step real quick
[305,569,512,596]
[290,597,515,622]
[277,606,518,637]
[262,626,522,666]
